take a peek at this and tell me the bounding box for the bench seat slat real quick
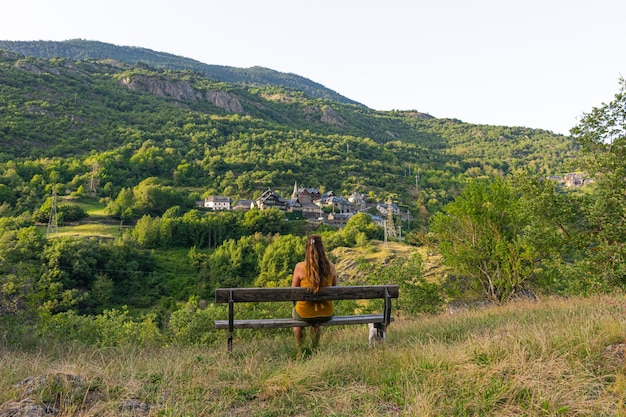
[214,314,393,329]
[215,285,399,303]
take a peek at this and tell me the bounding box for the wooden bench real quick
[214,285,399,351]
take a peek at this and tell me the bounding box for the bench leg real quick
[368,323,386,346]
[228,293,234,352]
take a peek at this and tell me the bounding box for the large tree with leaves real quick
[570,77,626,288]
[432,173,572,302]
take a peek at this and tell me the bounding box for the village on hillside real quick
[194,173,591,233]
[196,182,412,232]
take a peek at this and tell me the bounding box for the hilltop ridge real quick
[0,39,363,106]
[0,45,576,211]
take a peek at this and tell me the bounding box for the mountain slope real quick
[0,49,576,215]
[0,39,363,106]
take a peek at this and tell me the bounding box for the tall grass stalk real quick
[3,295,626,416]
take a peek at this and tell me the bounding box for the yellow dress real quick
[294,271,334,319]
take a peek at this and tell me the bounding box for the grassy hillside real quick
[2,295,625,416]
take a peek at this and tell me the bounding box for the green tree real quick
[509,171,585,294]
[343,212,381,242]
[132,177,189,217]
[201,235,264,291]
[0,183,13,203]
[106,187,135,220]
[0,224,45,324]
[35,236,156,314]
[242,208,287,235]
[431,177,540,303]
[570,77,626,288]
[133,215,162,248]
[255,234,305,287]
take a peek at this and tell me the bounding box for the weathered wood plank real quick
[214,285,399,303]
[214,314,393,329]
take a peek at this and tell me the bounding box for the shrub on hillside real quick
[39,307,163,347]
[166,296,219,346]
[365,253,444,315]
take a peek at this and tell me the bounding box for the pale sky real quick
[2,0,625,135]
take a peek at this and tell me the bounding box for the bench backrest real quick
[214,285,399,303]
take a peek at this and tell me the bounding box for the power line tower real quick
[386,197,397,239]
[415,169,420,193]
[89,162,100,197]
[47,187,59,238]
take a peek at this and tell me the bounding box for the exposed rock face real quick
[205,90,244,113]
[13,60,60,75]
[121,76,200,101]
[302,105,348,128]
[120,75,244,113]
[320,105,347,128]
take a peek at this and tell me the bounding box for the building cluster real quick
[545,173,593,188]
[196,182,406,228]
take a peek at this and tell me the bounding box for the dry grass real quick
[54,223,124,239]
[332,240,424,283]
[3,295,626,416]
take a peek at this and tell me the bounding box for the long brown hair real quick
[304,234,332,294]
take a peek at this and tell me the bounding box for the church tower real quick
[291,181,298,199]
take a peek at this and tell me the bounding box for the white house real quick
[201,195,232,210]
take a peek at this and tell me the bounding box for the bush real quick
[366,253,444,315]
[58,204,87,222]
[39,307,164,347]
[166,296,219,346]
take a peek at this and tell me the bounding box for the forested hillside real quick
[0,39,362,105]
[0,48,575,216]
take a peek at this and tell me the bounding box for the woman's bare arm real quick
[292,261,304,287]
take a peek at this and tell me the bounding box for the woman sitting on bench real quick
[291,234,338,349]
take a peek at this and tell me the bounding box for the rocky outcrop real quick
[13,60,61,76]
[205,90,244,113]
[0,398,58,417]
[302,105,348,128]
[1,373,153,417]
[121,75,200,101]
[320,105,347,128]
[120,75,244,113]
